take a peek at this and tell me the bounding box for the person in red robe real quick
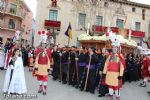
[103,33,126,100]
[139,55,150,87]
[33,30,53,95]
[147,65,150,94]
[28,48,34,71]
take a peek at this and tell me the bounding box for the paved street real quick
[0,67,150,100]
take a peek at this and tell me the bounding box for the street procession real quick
[0,0,150,100]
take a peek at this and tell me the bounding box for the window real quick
[142,9,145,20]
[79,13,86,27]
[0,37,3,43]
[8,19,16,29]
[9,3,17,14]
[135,22,141,31]
[117,19,124,29]
[0,14,3,20]
[49,10,58,21]
[132,7,136,12]
[104,2,109,7]
[96,16,103,26]
[0,0,4,10]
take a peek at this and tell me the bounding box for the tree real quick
[143,36,150,49]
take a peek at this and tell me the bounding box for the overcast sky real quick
[24,0,150,19]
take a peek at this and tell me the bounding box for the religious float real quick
[78,33,137,54]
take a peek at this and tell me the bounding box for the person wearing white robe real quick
[0,49,5,69]
[0,42,5,69]
[3,49,27,94]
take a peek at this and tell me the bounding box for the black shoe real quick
[59,80,61,82]
[80,88,83,91]
[53,78,57,80]
[98,94,105,97]
[62,81,67,84]
[139,83,146,87]
[75,85,78,88]
[38,90,43,93]
[147,91,150,94]
[43,92,46,95]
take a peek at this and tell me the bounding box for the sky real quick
[24,0,150,19]
[24,0,37,18]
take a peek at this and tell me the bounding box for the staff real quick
[75,52,79,86]
[67,52,71,83]
[84,54,92,91]
[59,52,62,82]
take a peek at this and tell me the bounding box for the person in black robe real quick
[126,53,135,82]
[77,47,88,90]
[61,48,69,84]
[69,46,76,86]
[52,45,61,80]
[84,47,99,94]
[134,55,142,81]
[97,48,109,97]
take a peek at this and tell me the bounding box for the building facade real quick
[0,0,33,46]
[35,0,150,47]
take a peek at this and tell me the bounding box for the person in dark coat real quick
[126,53,135,82]
[97,49,109,97]
[52,45,61,80]
[61,48,69,84]
[69,46,77,86]
[134,55,142,81]
[84,47,99,94]
[77,47,88,90]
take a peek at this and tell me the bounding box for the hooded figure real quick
[3,48,27,94]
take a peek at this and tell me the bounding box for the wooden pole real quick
[59,54,62,82]
[68,37,70,47]
[75,53,79,85]
[67,52,71,83]
[84,54,92,91]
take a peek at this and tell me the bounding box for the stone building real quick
[0,0,33,46]
[35,0,150,47]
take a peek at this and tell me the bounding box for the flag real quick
[140,37,143,46]
[65,23,72,39]
[124,16,127,25]
[128,30,132,40]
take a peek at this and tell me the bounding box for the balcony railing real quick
[45,20,61,28]
[92,25,145,38]
[0,7,24,19]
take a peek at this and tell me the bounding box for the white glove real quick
[10,65,14,69]
[75,58,79,61]
[59,53,62,56]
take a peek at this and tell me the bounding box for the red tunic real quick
[35,47,52,64]
[103,53,125,90]
[34,47,52,81]
[142,57,150,78]
[107,62,123,90]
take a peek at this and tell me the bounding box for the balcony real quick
[92,25,145,38]
[0,7,24,20]
[0,20,4,28]
[0,21,19,32]
[44,20,61,28]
